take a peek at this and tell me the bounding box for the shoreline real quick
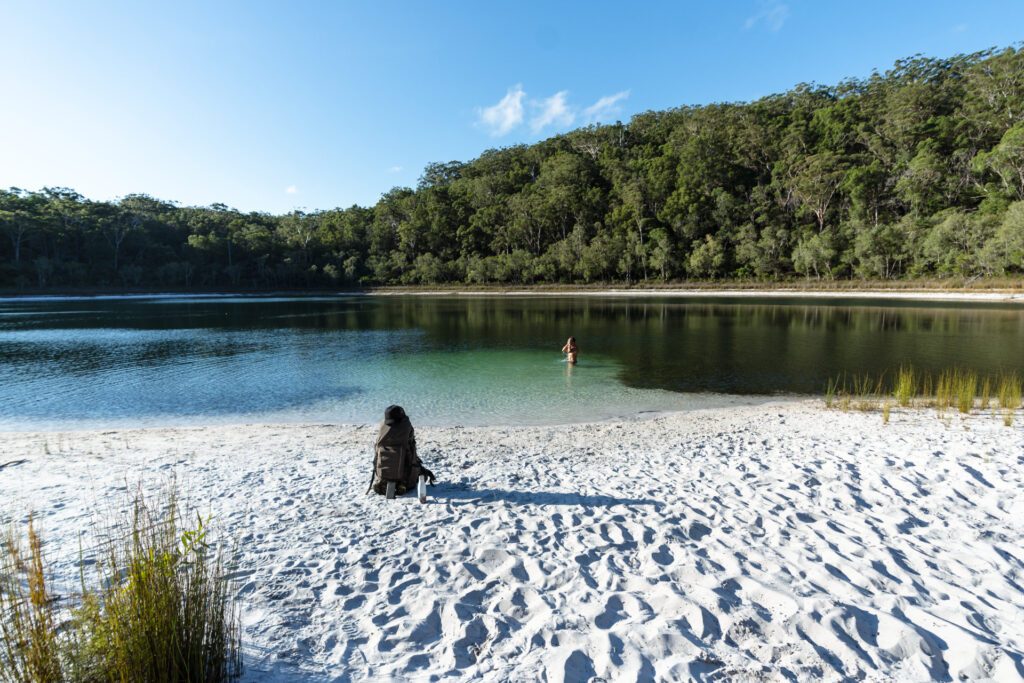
[0,393,782,436]
[372,287,1024,303]
[1,286,1022,304]
[2,402,1022,680]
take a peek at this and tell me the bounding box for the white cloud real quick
[744,3,789,32]
[477,85,526,136]
[388,165,403,173]
[530,91,574,133]
[583,90,630,123]
[285,185,298,194]
[477,85,632,135]
[952,23,968,33]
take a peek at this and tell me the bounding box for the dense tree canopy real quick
[3,46,1024,289]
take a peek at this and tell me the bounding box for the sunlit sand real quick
[3,400,1021,680]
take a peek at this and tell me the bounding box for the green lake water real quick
[0,294,1020,429]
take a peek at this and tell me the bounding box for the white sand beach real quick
[2,400,1023,681]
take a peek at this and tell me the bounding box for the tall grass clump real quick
[920,374,934,407]
[935,370,954,412]
[0,516,63,682]
[76,487,242,681]
[956,370,978,414]
[851,374,874,411]
[998,372,1022,411]
[0,485,242,683]
[894,366,916,407]
[824,366,1022,423]
[979,377,992,410]
[824,376,839,409]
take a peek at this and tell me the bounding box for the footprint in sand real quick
[652,544,674,566]
[688,522,711,541]
[595,595,626,629]
[563,650,598,681]
[342,595,366,610]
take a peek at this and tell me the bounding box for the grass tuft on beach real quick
[0,516,62,682]
[825,367,1022,425]
[0,483,241,682]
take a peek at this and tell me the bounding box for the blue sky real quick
[2,1,1022,214]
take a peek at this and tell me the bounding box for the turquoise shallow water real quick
[0,310,706,429]
[0,294,1020,429]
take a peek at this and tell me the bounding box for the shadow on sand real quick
[432,487,659,508]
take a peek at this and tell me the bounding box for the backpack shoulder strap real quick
[365,443,378,494]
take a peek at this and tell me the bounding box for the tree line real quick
[3,46,1024,290]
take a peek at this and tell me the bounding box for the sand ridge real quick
[1,401,1022,681]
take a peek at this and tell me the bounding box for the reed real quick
[874,375,887,406]
[1005,410,1014,427]
[979,377,991,410]
[823,367,1019,422]
[0,516,64,683]
[894,366,916,407]
[824,376,839,409]
[76,485,242,681]
[956,370,977,414]
[882,401,892,424]
[935,370,953,412]
[851,374,876,411]
[998,372,1022,410]
[0,485,242,682]
[921,374,934,407]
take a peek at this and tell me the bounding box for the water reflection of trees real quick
[2,297,1022,395]
[361,297,1024,394]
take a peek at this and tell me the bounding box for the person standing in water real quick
[562,336,578,364]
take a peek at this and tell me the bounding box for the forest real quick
[2,46,1023,290]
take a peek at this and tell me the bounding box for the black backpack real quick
[366,406,436,496]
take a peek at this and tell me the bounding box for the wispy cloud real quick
[952,23,968,33]
[744,2,789,32]
[583,90,630,123]
[388,165,403,173]
[477,84,526,136]
[530,91,574,132]
[285,185,298,194]
[478,86,630,136]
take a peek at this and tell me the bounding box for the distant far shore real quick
[371,287,1024,303]
[2,279,1023,303]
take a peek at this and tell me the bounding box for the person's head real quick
[568,336,575,343]
[383,405,407,425]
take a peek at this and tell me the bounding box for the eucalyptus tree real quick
[2,45,1024,290]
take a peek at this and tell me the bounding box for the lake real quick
[1,294,1021,430]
